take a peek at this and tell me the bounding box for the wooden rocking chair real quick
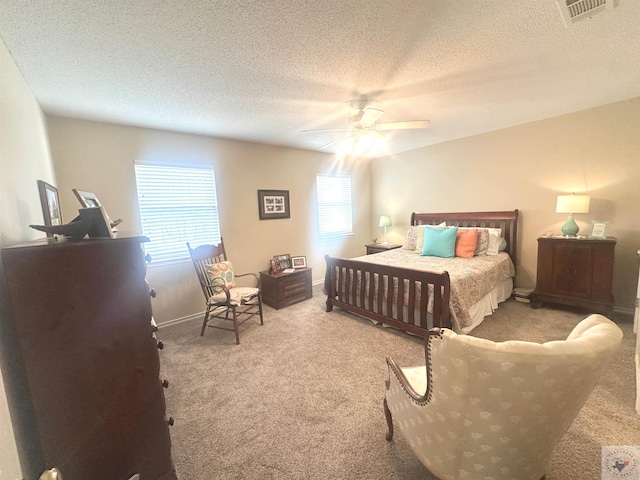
[187,239,263,344]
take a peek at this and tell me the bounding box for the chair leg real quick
[258,295,264,325]
[232,307,240,345]
[383,397,394,441]
[200,305,212,336]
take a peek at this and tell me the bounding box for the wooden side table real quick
[365,243,402,255]
[260,267,312,309]
[531,236,616,313]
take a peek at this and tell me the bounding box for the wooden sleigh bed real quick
[324,210,519,338]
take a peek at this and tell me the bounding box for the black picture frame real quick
[258,190,290,220]
[37,180,62,237]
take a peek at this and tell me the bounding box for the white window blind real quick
[316,174,353,238]
[134,163,220,263]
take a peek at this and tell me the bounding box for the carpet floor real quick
[158,284,639,479]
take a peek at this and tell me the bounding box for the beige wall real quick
[46,116,372,323]
[371,97,640,312]
[0,39,54,479]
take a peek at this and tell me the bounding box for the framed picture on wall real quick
[258,190,290,220]
[37,180,62,236]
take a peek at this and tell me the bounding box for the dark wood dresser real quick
[260,268,312,309]
[531,236,616,313]
[0,236,176,480]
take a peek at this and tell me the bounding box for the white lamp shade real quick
[556,194,590,214]
[378,215,392,227]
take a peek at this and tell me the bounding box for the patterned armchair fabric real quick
[384,314,623,480]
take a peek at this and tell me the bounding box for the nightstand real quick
[365,243,402,255]
[531,236,616,313]
[260,267,312,309]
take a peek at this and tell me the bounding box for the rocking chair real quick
[187,239,263,344]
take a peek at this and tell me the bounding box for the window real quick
[316,174,353,238]
[134,162,220,263]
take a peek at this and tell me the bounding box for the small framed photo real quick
[291,256,307,268]
[270,253,291,274]
[72,188,101,208]
[589,220,609,239]
[258,190,290,220]
[37,180,62,236]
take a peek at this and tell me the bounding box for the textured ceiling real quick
[1,1,639,157]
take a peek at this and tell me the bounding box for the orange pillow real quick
[455,228,478,258]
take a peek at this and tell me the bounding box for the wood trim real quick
[411,210,519,267]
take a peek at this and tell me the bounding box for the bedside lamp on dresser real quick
[555,193,590,237]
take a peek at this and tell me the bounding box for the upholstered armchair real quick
[384,314,623,480]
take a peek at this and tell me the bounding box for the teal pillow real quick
[421,226,458,258]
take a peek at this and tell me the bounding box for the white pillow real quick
[415,222,447,253]
[486,228,502,256]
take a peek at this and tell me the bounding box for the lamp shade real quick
[378,215,392,227]
[556,194,590,214]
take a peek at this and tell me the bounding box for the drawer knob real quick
[167,416,175,426]
[157,341,164,350]
[162,379,169,388]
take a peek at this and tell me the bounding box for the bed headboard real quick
[411,210,519,267]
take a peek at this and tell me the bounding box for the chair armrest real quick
[385,328,442,406]
[199,279,233,303]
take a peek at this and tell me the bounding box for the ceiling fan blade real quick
[376,120,430,131]
[301,128,352,133]
[320,132,355,150]
[360,108,384,126]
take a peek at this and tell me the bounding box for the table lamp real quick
[378,215,392,245]
[556,194,590,236]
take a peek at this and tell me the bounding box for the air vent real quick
[556,0,613,26]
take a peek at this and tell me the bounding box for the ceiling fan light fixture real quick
[338,130,385,156]
[359,108,384,126]
[302,100,430,152]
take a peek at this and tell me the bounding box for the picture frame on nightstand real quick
[589,220,609,239]
[270,253,291,274]
[291,256,307,268]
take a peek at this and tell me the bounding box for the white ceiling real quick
[1,1,639,158]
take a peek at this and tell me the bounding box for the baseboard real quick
[613,306,634,316]
[157,312,203,329]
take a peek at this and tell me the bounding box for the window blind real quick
[316,174,353,238]
[134,163,220,263]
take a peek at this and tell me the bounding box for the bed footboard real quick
[324,255,451,337]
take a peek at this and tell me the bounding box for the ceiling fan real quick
[302,99,430,150]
